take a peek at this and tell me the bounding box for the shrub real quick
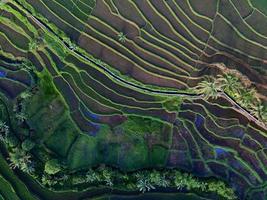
[21,139,35,151]
[162,97,183,112]
[100,168,113,186]
[72,176,86,185]
[44,159,62,175]
[41,174,57,187]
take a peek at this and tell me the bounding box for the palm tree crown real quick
[195,77,222,100]
[217,74,241,97]
[118,32,126,43]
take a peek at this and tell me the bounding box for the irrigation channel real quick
[14,1,267,131]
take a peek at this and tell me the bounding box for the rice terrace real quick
[0,0,266,199]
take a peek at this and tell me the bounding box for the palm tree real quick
[251,102,267,123]
[118,32,127,43]
[8,149,32,170]
[158,175,169,188]
[217,74,241,97]
[135,172,155,193]
[195,77,222,100]
[238,88,259,109]
[21,161,35,174]
[199,182,207,191]
[136,178,155,193]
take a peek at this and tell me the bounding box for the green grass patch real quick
[25,69,80,141]
[162,96,183,112]
[67,125,112,169]
[67,134,99,170]
[118,140,149,171]
[45,119,78,157]
[37,69,58,97]
[67,116,166,170]
[149,145,168,167]
[116,115,164,136]
[25,95,66,140]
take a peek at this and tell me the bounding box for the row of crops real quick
[0,0,266,199]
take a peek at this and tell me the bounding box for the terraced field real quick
[0,0,266,199]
